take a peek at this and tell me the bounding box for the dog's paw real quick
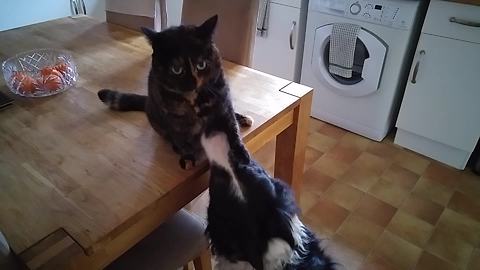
[237,114,254,128]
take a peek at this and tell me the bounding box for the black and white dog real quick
[198,71,336,270]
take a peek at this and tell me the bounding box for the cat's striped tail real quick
[97,89,147,111]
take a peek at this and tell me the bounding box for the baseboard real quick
[106,11,154,32]
[394,129,470,170]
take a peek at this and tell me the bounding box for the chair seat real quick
[106,209,208,270]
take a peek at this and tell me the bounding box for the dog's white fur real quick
[202,132,312,270]
[201,132,245,201]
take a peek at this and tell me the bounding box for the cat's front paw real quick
[179,155,196,170]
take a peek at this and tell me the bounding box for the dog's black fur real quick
[196,46,335,270]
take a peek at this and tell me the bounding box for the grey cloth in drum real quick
[329,23,361,78]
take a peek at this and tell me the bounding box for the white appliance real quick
[252,0,307,81]
[301,0,423,141]
[395,0,480,169]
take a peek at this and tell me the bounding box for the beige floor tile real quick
[381,163,420,190]
[318,123,348,139]
[303,166,335,195]
[311,155,350,179]
[415,251,460,270]
[401,195,444,225]
[424,163,461,189]
[299,120,480,270]
[447,191,480,223]
[360,254,400,270]
[325,181,364,211]
[307,132,337,153]
[412,177,455,206]
[299,190,320,215]
[435,209,480,247]
[467,248,480,270]
[304,146,323,171]
[308,117,326,133]
[368,179,410,208]
[305,198,350,235]
[354,194,397,228]
[352,152,390,176]
[337,214,384,256]
[394,150,430,175]
[324,144,362,164]
[457,171,480,199]
[367,141,400,160]
[340,166,380,192]
[325,235,366,270]
[338,132,371,152]
[386,211,435,248]
[426,225,474,268]
[371,231,422,270]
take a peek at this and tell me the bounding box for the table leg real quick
[274,92,312,201]
[193,248,213,270]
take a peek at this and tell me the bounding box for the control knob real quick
[350,2,361,15]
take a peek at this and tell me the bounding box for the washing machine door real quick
[311,24,387,97]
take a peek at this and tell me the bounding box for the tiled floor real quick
[189,118,480,270]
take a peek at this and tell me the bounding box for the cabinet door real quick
[252,3,299,81]
[396,34,480,151]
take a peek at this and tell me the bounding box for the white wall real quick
[0,0,106,31]
[166,0,183,27]
[0,0,72,31]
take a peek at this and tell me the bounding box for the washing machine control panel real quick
[310,0,419,30]
[347,0,411,29]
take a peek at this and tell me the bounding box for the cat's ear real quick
[196,15,218,40]
[141,27,157,44]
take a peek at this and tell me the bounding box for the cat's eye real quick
[196,60,207,71]
[171,65,183,75]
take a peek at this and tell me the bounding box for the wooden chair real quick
[181,0,259,66]
[106,209,211,270]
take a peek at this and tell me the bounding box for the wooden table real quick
[0,17,312,270]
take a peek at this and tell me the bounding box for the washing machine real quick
[301,0,423,141]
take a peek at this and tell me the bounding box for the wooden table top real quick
[0,16,306,259]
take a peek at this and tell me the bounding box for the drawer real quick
[423,0,480,44]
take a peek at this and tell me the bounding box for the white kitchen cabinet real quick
[251,1,303,81]
[395,1,480,169]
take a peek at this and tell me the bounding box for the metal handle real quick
[449,17,480,27]
[411,50,425,84]
[289,21,296,50]
[71,0,79,15]
[80,0,87,15]
[256,0,270,36]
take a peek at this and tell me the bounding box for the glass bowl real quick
[2,48,78,97]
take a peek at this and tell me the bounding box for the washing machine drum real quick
[312,24,387,97]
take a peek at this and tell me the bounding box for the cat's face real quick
[142,15,221,94]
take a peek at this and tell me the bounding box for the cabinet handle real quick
[257,0,270,36]
[80,0,87,15]
[449,17,480,28]
[71,0,79,15]
[289,21,296,50]
[411,50,425,84]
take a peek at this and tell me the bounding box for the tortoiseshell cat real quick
[98,15,252,169]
